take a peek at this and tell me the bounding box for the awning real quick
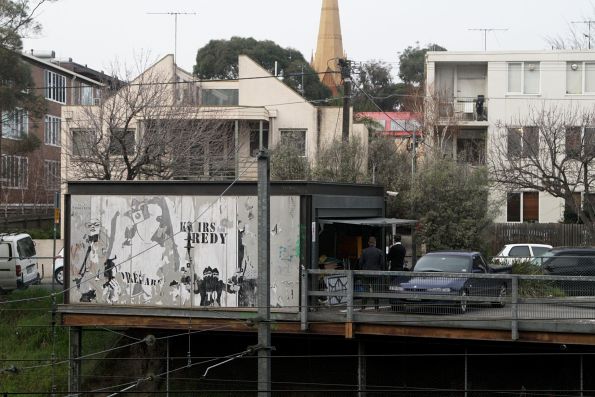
[318,217,417,227]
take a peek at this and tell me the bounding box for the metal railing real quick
[302,269,595,339]
[438,97,488,121]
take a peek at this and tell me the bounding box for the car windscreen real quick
[16,237,36,258]
[532,250,554,266]
[413,255,470,273]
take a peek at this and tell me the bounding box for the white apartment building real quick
[426,50,595,224]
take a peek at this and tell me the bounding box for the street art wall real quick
[68,195,300,311]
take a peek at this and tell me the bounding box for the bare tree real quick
[63,58,235,181]
[313,136,367,183]
[489,105,595,234]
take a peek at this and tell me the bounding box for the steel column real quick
[69,326,82,395]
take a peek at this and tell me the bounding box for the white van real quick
[0,233,40,292]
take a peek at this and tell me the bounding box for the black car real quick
[536,247,595,296]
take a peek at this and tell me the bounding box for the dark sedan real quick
[389,251,509,313]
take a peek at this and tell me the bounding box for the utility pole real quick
[468,28,508,51]
[257,120,271,397]
[147,11,197,63]
[572,20,595,49]
[338,58,352,142]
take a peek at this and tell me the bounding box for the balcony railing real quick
[438,96,488,122]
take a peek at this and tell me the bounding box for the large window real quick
[80,84,94,105]
[507,191,539,222]
[507,127,538,157]
[565,126,595,158]
[566,62,595,94]
[1,155,28,189]
[508,62,540,94]
[1,109,28,139]
[72,129,95,157]
[108,129,136,155]
[201,89,239,106]
[45,70,66,103]
[280,129,307,156]
[44,160,60,190]
[44,115,61,146]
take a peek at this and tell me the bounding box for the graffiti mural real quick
[69,195,300,311]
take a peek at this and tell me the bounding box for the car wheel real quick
[458,290,468,314]
[54,267,64,285]
[491,284,507,308]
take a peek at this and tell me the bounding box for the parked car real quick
[0,233,40,292]
[389,251,510,313]
[494,244,552,265]
[54,247,64,285]
[536,247,595,296]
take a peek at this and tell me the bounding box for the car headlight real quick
[389,286,405,291]
[428,287,452,293]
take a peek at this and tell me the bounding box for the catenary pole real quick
[257,120,271,396]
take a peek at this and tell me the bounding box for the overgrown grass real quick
[0,287,119,394]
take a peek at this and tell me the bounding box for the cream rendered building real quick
[426,50,595,224]
[61,54,367,184]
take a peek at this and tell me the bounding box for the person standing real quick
[358,236,384,309]
[387,235,407,271]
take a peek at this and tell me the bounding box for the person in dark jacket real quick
[387,235,406,271]
[358,236,384,309]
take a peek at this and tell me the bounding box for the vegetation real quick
[194,37,332,102]
[0,288,119,393]
[511,260,566,298]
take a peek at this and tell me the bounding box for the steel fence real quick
[302,269,595,339]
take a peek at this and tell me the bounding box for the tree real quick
[398,43,446,86]
[411,156,496,252]
[64,59,233,181]
[352,61,405,112]
[313,137,367,183]
[194,37,332,102]
[270,144,310,181]
[489,105,595,235]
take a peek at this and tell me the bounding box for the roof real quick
[318,218,417,226]
[21,52,104,86]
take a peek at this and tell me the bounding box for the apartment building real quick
[426,50,595,223]
[0,51,103,216]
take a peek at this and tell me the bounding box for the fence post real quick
[301,266,308,331]
[511,276,519,341]
[346,271,354,339]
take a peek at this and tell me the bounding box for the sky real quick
[22,0,595,76]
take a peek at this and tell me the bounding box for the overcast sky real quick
[22,0,595,75]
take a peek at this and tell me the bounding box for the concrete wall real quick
[34,239,64,280]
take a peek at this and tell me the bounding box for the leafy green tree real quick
[194,37,332,102]
[410,156,496,252]
[352,61,405,112]
[0,0,48,118]
[398,43,446,86]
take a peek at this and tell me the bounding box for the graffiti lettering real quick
[120,271,162,286]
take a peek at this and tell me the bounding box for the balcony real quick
[438,96,488,123]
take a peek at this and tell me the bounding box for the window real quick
[17,237,35,258]
[0,155,28,189]
[507,127,538,157]
[72,129,95,157]
[44,115,61,146]
[45,70,66,103]
[108,129,136,155]
[1,109,28,139]
[507,191,539,222]
[249,122,269,157]
[509,246,530,257]
[201,89,239,106]
[566,62,595,94]
[507,62,540,94]
[280,129,307,156]
[565,126,595,158]
[44,160,59,190]
[80,84,94,105]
